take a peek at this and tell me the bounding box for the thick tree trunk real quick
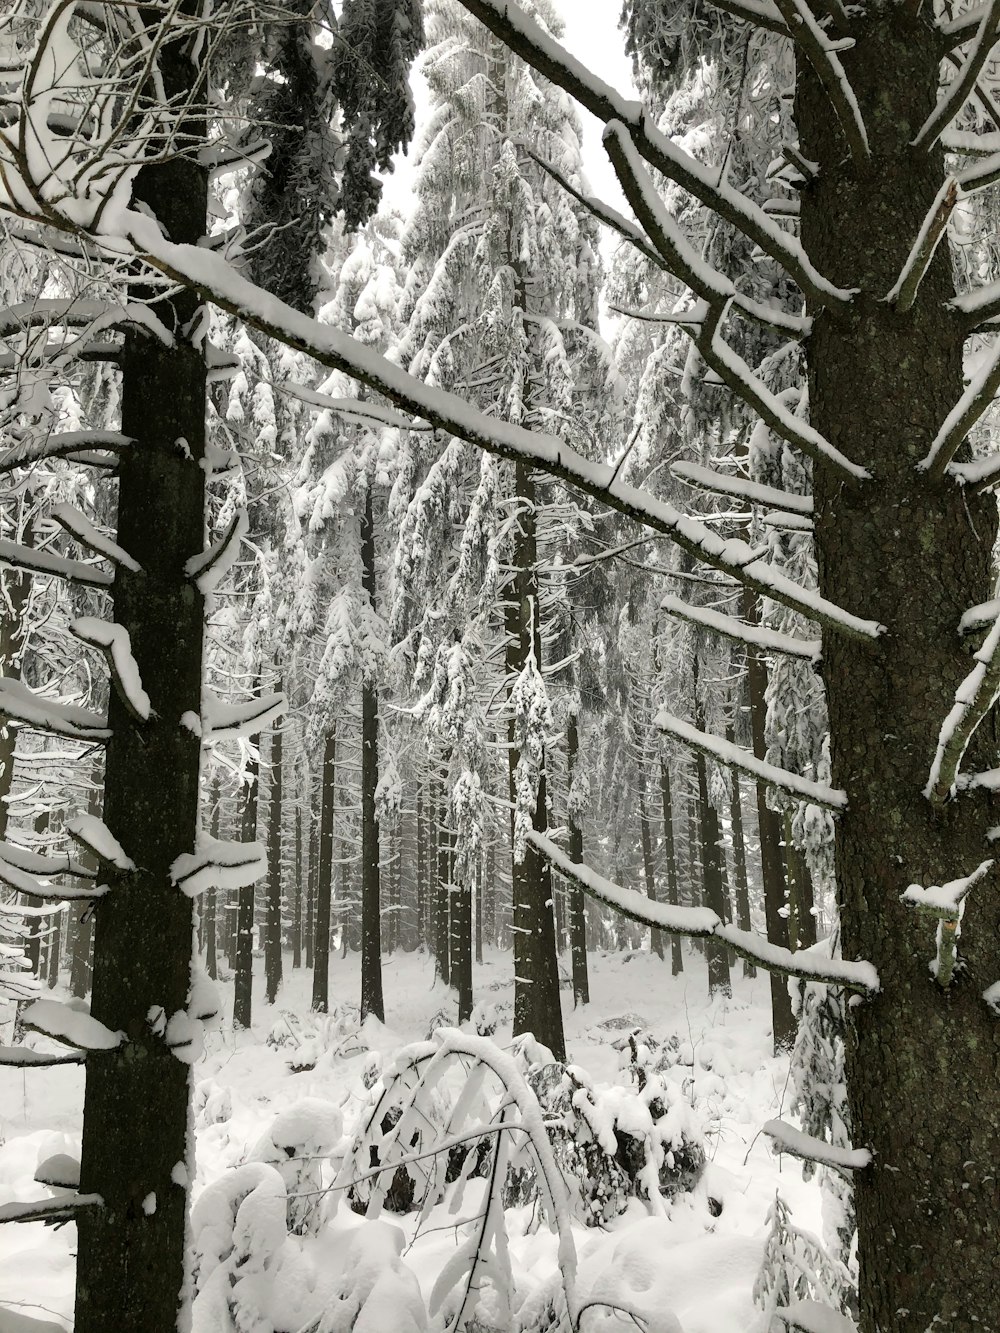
[725,728,754,979]
[233,702,260,1032]
[360,482,384,1022]
[73,36,208,1325]
[796,20,1000,1331]
[567,706,590,1004]
[639,775,664,959]
[264,714,283,1005]
[742,586,795,1049]
[658,758,684,976]
[506,462,565,1061]
[311,729,336,1013]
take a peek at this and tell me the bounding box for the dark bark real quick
[694,743,731,998]
[305,805,317,970]
[292,800,303,969]
[74,34,209,1326]
[638,775,664,959]
[783,808,817,952]
[264,713,283,1005]
[725,728,754,979]
[658,758,684,976]
[506,462,565,1061]
[795,21,1000,1330]
[742,586,795,1050]
[311,729,336,1013]
[233,689,260,1032]
[450,852,473,1023]
[360,482,384,1022]
[434,771,451,984]
[45,906,60,988]
[204,776,220,982]
[567,707,590,1004]
[416,784,426,951]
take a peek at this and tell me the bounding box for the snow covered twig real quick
[916,0,1000,148]
[919,335,1000,480]
[52,503,141,571]
[762,1119,871,1174]
[0,538,113,588]
[924,611,1000,804]
[662,595,821,661]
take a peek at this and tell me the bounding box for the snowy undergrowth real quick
[0,949,833,1332]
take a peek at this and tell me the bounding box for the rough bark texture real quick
[292,801,303,970]
[797,14,1000,1330]
[73,32,208,1325]
[567,706,590,1004]
[360,481,384,1022]
[311,729,336,1012]
[265,715,283,1005]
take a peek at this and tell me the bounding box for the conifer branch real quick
[671,460,813,515]
[705,0,788,34]
[662,594,821,661]
[0,1194,103,1225]
[925,611,1000,805]
[0,429,133,475]
[919,336,1000,480]
[0,538,113,588]
[918,0,1000,147]
[886,177,959,311]
[772,0,869,166]
[51,503,141,572]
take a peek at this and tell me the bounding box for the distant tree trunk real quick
[433,770,451,984]
[742,587,794,1050]
[24,808,49,977]
[360,482,384,1023]
[725,729,754,979]
[0,519,32,846]
[204,776,220,982]
[783,808,817,952]
[693,684,731,998]
[311,729,336,1013]
[566,706,590,1005]
[292,801,303,970]
[265,713,283,1005]
[451,854,473,1022]
[639,774,664,959]
[305,806,317,970]
[416,784,426,951]
[475,846,484,966]
[234,686,261,1032]
[506,461,565,1062]
[73,39,209,1326]
[46,906,60,988]
[658,758,684,976]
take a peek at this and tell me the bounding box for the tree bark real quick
[433,769,451,985]
[567,705,590,1004]
[725,728,754,979]
[639,774,664,959]
[694,742,731,998]
[359,482,384,1022]
[233,691,260,1032]
[292,799,303,969]
[264,712,283,1005]
[311,729,336,1013]
[74,30,209,1324]
[204,776,220,982]
[658,758,684,976]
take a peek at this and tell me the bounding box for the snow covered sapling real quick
[246,1098,344,1236]
[753,1192,849,1333]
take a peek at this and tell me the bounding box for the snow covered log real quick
[762,1119,872,1174]
[532,833,879,994]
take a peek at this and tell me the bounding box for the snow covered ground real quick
[0,946,829,1331]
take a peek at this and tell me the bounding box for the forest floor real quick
[0,947,829,1331]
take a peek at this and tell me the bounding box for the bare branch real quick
[919,335,1000,480]
[924,609,1000,806]
[662,594,821,661]
[916,0,1000,148]
[886,177,958,311]
[773,0,869,166]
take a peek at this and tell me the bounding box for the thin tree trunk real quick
[566,706,590,1005]
[74,44,209,1326]
[305,805,316,971]
[264,712,283,1005]
[658,758,684,976]
[292,800,302,970]
[783,808,818,952]
[311,729,336,1013]
[204,776,220,982]
[360,482,384,1022]
[639,774,664,959]
[434,769,451,985]
[725,728,754,979]
[233,683,260,1032]
[693,670,731,998]
[0,519,32,846]
[742,586,794,1050]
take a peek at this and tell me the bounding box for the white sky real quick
[382,1,636,233]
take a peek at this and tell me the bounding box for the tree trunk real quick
[434,770,451,985]
[638,774,664,959]
[264,712,283,1005]
[742,586,795,1049]
[204,776,220,982]
[0,520,31,846]
[567,706,590,1004]
[450,853,473,1023]
[506,461,565,1061]
[795,22,1000,1329]
[233,692,260,1032]
[292,800,303,969]
[305,805,316,970]
[74,36,209,1326]
[725,728,754,979]
[783,808,817,952]
[694,744,731,998]
[359,482,384,1022]
[311,729,336,1013]
[658,758,684,976]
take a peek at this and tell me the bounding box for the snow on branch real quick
[937,3,993,47]
[603,126,864,480]
[67,813,135,871]
[918,335,1000,480]
[51,502,141,571]
[533,833,879,993]
[776,1301,858,1333]
[202,690,286,742]
[0,676,110,741]
[455,0,851,307]
[886,178,959,311]
[0,537,112,588]
[916,0,1000,148]
[706,0,788,34]
[0,841,93,879]
[762,1119,872,1173]
[0,851,108,903]
[277,382,432,433]
[924,611,1000,805]
[70,617,150,719]
[170,833,266,898]
[901,860,992,987]
[0,1044,85,1067]
[22,998,124,1050]
[0,429,133,475]
[656,711,847,811]
[109,214,879,639]
[772,0,869,165]
[671,460,813,515]
[185,507,248,593]
[960,596,1000,634]
[662,594,821,661]
[948,452,1000,492]
[0,1193,103,1226]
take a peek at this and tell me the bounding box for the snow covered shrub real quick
[194,1077,233,1127]
[246,1098,343,1235]
[190,1162,290,1333]
[298,1221,427,1333]
[752,1192,848,1331]
[502,1036,705,1227]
